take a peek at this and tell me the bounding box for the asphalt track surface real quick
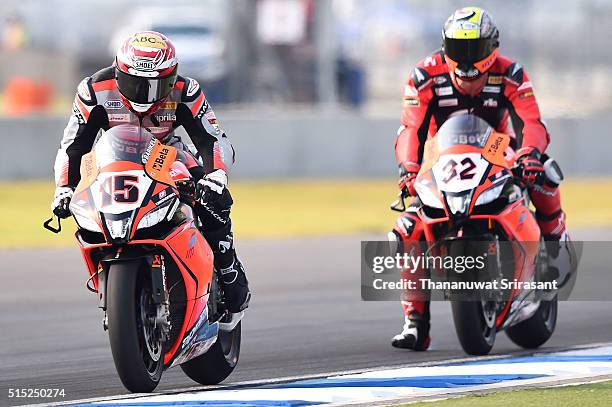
[1,230,612,406]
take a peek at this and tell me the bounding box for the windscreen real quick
[94,125,154,169]
[435,114,493,151]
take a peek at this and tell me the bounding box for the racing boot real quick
[391,304,431,351]
[542,228,577,299]
[203,224,251,313]
[529,157,577,297]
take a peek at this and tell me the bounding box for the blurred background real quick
[1,0,612,244]
[1,0,612,180]
[1,0,611,110]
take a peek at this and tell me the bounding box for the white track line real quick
[21,341,612,407]
[331,373,612,406]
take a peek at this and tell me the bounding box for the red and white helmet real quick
[115,31,178,115]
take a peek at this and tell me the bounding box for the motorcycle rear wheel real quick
[181,319,241,385]
[451,300,497,355]
[506,298,557,349]
[107,260,164,392]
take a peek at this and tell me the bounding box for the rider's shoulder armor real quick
[175,75,208,119]
[76,77,96,106]
[83,66,123,112]
[411,50,448,90]
[489,55,526,86]
[72,67,117,123]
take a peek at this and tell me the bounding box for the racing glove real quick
[514,147,544,186]
[175,179,196,206]
[196,169,231,206]
[51,186,74,219]
[398,162,420,197]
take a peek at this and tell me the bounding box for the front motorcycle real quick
[393,114,572,355]
[44,124,241,392]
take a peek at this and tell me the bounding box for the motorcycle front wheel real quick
[107,260,164,392]
[451,300,497,355]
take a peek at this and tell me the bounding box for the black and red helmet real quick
[115,31,178,114]
[443,7,499,81]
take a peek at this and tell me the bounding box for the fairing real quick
[70,124,216,368]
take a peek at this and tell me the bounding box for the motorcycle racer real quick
[391,7,572,350]
[51,31,250,313]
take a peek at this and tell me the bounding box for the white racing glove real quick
[196,169,228,204]
[51,186,74,218]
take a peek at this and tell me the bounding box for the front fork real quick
[96,251,170,338]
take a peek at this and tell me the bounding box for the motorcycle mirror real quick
[390,191,407,212]
[43,216,62,234]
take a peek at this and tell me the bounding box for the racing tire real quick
[181,321,241,385]
[451,300,497,355]
[506,298,557,349]
[107,260,163,392]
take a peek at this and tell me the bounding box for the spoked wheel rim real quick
[481,300,497,345]
[137,283,163,377]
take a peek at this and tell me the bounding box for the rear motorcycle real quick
[392,114,576,355]
[44,124,242,392]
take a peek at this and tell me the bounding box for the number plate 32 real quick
[432,153,488,193]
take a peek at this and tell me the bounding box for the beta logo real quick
[104,100,123,109]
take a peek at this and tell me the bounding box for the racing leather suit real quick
[393,50,566,321]
[53,66,248,311]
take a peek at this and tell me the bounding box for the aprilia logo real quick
[156,114,176,122]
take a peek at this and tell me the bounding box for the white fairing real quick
[432,153,489,193]
[91,170,152,214]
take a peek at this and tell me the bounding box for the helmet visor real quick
[444,38,496,64]
[116,67,177,104]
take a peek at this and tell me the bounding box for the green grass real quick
[405,380,612,407]
[0,179,611,248]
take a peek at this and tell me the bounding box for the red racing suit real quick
[393,50,565,319]
[54,66,233,189]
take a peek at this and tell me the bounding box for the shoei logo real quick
[132,59,157,71]
[104,100,123,109]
